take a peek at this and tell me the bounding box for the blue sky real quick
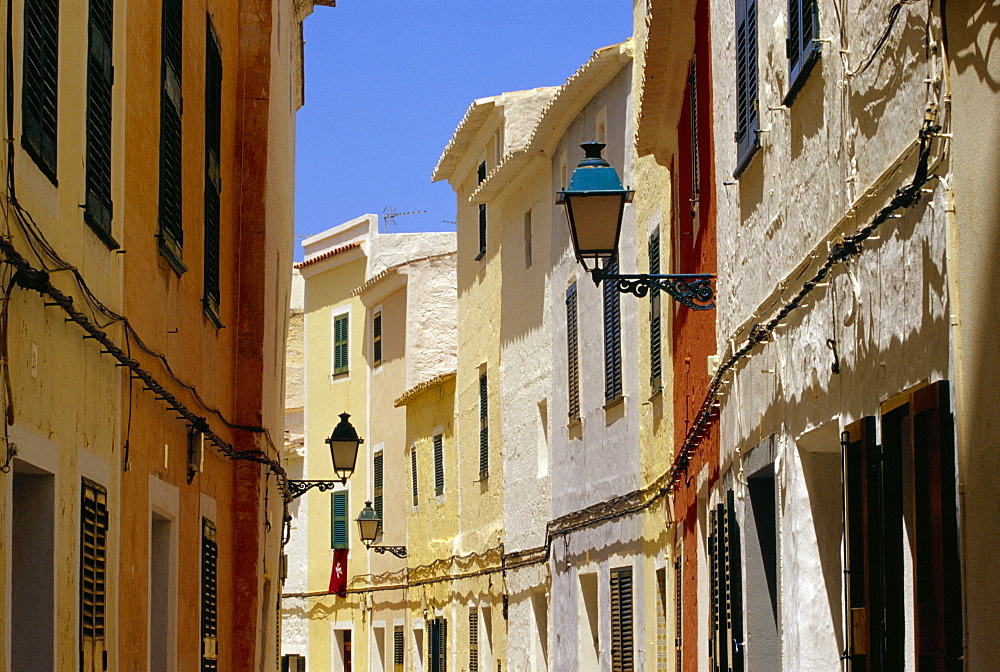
[294,0,634,259]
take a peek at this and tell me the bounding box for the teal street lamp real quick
[286,412,364,500]
[356,501,407,558]
[557,142,715,310]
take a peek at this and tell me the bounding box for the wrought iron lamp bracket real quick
[286,479,345,500]
[367,544,408,558]
[590,268,715,310]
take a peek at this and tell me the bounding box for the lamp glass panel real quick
[358,517,380,544]
[570,194,624,254]
[329,439,359,477]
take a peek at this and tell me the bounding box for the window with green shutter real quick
[158,0,185,273]
[649,233,662,389]
[85,0,116,247]
[411,446,419,507]
[331,491,348,549]
[566,282,580,419]
[603,258,623,401]
[479,372,489,479]
[476,204,487,260]
[734,0,759,177]
[203,21,223,326]
[373,311,382,367]
[433,434,444,496]
[785,0,820,104]
[333,313,349,376]
[429,617,447,672]
[201,518,218,672]
[610,567,634,672]
[709,490,744,672]
[373,451,383,531]
[469,608,479,672]
[81,479,108,672]
[21,0,59,182]
[394,627,404,672]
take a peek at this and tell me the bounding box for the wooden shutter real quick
[373,451,383,529]
[479,372,489,479]
[674,555,683,671]
[81,479,108,672]
[331,491,348,549]
[689,60,700,205]
[394,628,404,672]
[648,234,662,387]
[411,446,419,506]
[21,0,59,180]
[430,618,447,672]
[203,22,223,319]
[603,257,623,401]
[469,608,479,672]
[911,381,962,671]
[158,0,184,265]
[201,519,218,672]
[734,0,759,174]
[843,416,879,670]
[282,654,306,672]
[723,490,744,672]
[610,567,634,672]
[373,312,382,366]
[524,210,532,268]
[566,282,580,418]
[477,161,486,184]
[478,204,487,257]
[787,0,819,92]
[85,0,115,243]
[434,434,444,496]
[334,314,349,375]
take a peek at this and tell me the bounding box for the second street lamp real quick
[356,501,407,558]
[557,141,715,310]
[285,412,364,500]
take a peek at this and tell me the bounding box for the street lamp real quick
[285,412,364,500]
[557,142,715,310]
[356,500,407,558]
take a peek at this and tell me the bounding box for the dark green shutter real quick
[479,372,489,479]
[434,434,444,496]
[566,282,580,419]
[786,0,819,96]
[21,0,59,181]
[331,491,348,549]
[710,492,744,672]
[373,312,382,366]
[477,161,486,184]
[85,0,115,245]
[411,446,419,506]
[611,567,634,672]
[373,451,383,529]
[469,608,479,672]
[478,204,487,258]
[158,0,184,269]
[203,21,223,322]
[603,258,623,401]
[81,479,108,672]
[648,234,662,387]
[201,519,218,672]
[334,314,349,375]
[689,60,700,204]
[734,0,759,174]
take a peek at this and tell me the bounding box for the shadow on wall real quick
[946,0,1000,91]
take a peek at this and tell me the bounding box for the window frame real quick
[333,310,350,377]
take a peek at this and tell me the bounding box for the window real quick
[373,311,382,367]
[479,371,489,479]
[609,567,634,672]
[394,628,405,672]
[429,617,447,672]
[655,569,667,672]
[201,519,218,672]
[411,446,419,507]
[282,655,306,672]
[21,0,59,181]
[203,21,223,326]
[524,210,533,268]
[158,0,185,272]
[476,204,487,260]
[477,161,486,184]
[333,313,349,376]
[709,490,744,672]
[786,0,820,103]
[688,60,700,213]
[469,608,479,672]
[602,257,623,402]
[434,434,444,496]
[85,0,116,246]
[373,450,383,528]
[648,232,662,389]
[81,479,108,672]
[734,0,759,177]
[673,554,682,671]
[566,282,580,419]
[331,491,348,549]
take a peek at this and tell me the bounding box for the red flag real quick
[329,548,348,597]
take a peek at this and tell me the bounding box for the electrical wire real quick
[846,0,922,77]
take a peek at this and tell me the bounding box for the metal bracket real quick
[369,544,407,558]
[286,479,345,499]
[591,268,715,310]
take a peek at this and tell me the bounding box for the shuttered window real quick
[429,618,447,672]
[434,434,444,496]
[477,161,486,184]
[674,555,683,671]
[469,608,479,672]
[201,519,218,672]
[411,446,419,507]
[524,210,533,268]
[734,0,759,177]
[566,282,580,419]
[648,233,662,388]
[689,59,700,208]
[786,0,819,102]
[158,0,185,272]
[479,372,489,479]
[394,627,404,672]
[603,257,623,401]
[610,567,634,672]
[203,22,223,324]
[85,0,115,246]
[373,451,383,528]
[334,314,349,375]
[373,311,382,367]
[81,479,108,672]
[655,568,668,672]
[281,654,306,672]
[477,204,487,260]
[331,491,348,549]
[21,0,59,181]
[709,490,744,672]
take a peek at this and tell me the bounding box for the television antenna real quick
[382,207,426,232]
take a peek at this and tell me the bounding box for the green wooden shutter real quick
[331,491,348,549]
[81,479,108,672]
[373,451,383,529]
[479,372,489,479]
[610,567,634,672]
[394,628,404,672]
[85,0,115,245]
[434,434,444,496]
[439,618,447,672]
[674,555,683,670]
[843,416,877,669]
[603,257,623,401]
[478,204,487,258]
[411,446,419,506]
[734,0,759,175]
[21,0,59,180]
[203,21,223,321]
[648,234,662,387]
[469,608,479,672]
[373,312,382,366]
[709,506,724,671]
[689,60,700,204]
[786,0,819,97]
[723,490,744,672]
[201,519,218,672]
[158,0,184,269]
[334,314,349,375]
[566,282,580,419]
